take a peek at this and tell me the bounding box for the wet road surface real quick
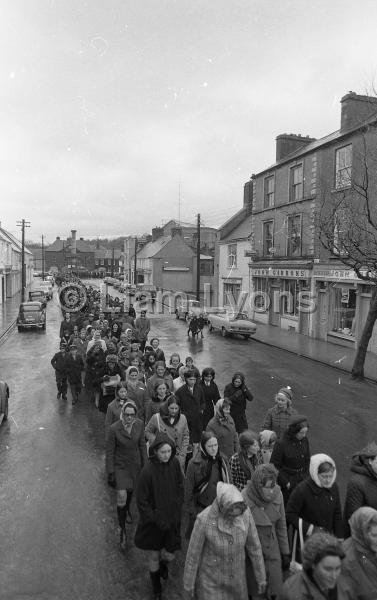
[0,285,376,599]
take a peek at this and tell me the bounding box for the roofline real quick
[254,113,377,178]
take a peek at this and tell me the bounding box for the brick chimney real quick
[71,229,77,255]
[276,133,316,161]
[340,91,377,131]
[152,227,164,242]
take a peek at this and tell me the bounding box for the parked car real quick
[125,284,136,296]
[175,298,202,321]
[29,290,47,308]
[135,284,157,303]
[39,281,53,300]
[17,301,46,332]
[0,379,9,425]
[207,310,257,339]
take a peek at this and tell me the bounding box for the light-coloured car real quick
[207,310,257,339]
[39,281,53,300]
[175,299,202,321]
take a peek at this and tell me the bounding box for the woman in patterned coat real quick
[229,430,264,491]
[183,482,266,600]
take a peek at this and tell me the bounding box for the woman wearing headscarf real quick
[105,384,128,440]
[242,464,290,600]
[106,401,147,551]
[223,371,253,434]
[199,367,221,429]
[173,365,188,392]
[270,414,310,505]
[229,430,264,491]
[279,532,353,600]
[261,386,298,440]
[185,431,231,537]
[124,366,149,422]
[341,507,377,598]
[206,399,239,460]
[145,395,189,472]
[134,432,184,600]
[184,482,266,600]
[286,453,343,539]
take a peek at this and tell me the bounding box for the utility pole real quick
[41,234,45,279]
[196,213,201,301]
[111,246,115,277]
[16,219,31,302]
[134,237,138,286]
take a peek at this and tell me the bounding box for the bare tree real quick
[318,129,377,379]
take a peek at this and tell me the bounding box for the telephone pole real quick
[134,237,138,286]
[41,234,45,279]
[196,213,201,301]
[16,219,31,302]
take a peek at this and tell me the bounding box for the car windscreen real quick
[21,306,41,313]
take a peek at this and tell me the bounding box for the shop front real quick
[250,263,313,333]
[313,265,377,352]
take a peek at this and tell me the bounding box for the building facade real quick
[45,230,96,273]
[249,91,377,353]
[0,227,33,301]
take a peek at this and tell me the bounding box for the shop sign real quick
[251,267,310,279]
[313,268,360,281]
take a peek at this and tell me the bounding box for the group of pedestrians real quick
[50,281,377,600]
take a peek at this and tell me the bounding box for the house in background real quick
[45,230,95,273]
[94,243,122,275]
[0,226,33,301]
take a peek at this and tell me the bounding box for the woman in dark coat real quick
[343,441,377,537]
[84,345,106,408]
[106,401,147,551]
[206,399,239,460]
[198,367,221,429]
[134,432,184,600]
[223,371,253,433]
[286,453,343,538]
[341,507,377,598]
[184,431,231,537]
[270,414,310,505]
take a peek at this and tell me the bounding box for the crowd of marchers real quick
[50,279,377,600]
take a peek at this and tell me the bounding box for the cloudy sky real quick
[2,0,377,242]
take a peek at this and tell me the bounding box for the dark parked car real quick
[0,379,9,425]
[29,290,47,308]
[17,302,46,332]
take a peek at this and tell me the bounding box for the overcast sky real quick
[2,0,377,243]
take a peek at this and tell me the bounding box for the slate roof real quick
[136,236,171,259]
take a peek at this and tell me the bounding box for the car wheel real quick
[175,310,179,319]
[17,326,23,332]
[209,323,213,332]
[2,397,8,421]
[42,323,46,332]
[221,327,228,337]
[243,334,250,340]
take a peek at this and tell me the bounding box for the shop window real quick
[200,261,214,276]
[264,175,275,208]
[289,164,303,202]
[223,282,241,306]
[253,277,268,310]
[331,287,356,337]
[287,214,302,257]
[335,144,352,189]
[281,279,299,317]
[263,221,274,255]
[227,244,237,268]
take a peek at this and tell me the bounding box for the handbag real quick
[289,518,304,573]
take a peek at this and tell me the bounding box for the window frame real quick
[286,213,302,257]
[335,144,352,190]
[281,279,299,317]
[227,243,237,268]
[263,175,275,209]
[262,220,274,256]
[289,163,303,202]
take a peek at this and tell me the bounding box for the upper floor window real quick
[335,144,352,189]
[263,221,274,256]
[227,244,237,268]
[289,164,303,202]
[264,175,275,208]
[287,214,302,257]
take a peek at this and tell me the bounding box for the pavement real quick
[252,320,377,382]
[0,291,23,340]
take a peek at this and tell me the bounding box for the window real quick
[287,214,302,257]
[227,244,237,268]
[253,277,268,310]
[281,279,299,316]
[289,164,303,202]
[223,282,241,305]
[331,287,356,337]
[263,221,274,256]
[264,175,275,208]
[200,261,214,276]
[335,145,352,189]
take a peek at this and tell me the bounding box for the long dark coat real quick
[199,380,221,429]
[270,433,310,503]
[223,382,253,433]
[84,349,106,391]
[134,433,184,552]
[175,383,206,444]
[286,477,343,537]
[106,418,147,490]
[343,458,377,536]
